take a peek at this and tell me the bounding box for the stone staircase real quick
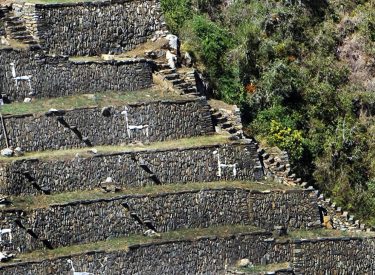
[211,106,244,140]
[258,146,373,233]
[3,14,38,46]
[0,1,375,274]
[155,62,201,97]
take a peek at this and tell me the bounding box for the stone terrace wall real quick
[0,142,263,196]
[0,48,153,101]
[15,0,165,56]
[0,188,319,252]
[248,190,321,229]
[0,98,214,151]
[293,237,375,274]
[0,232,292,275]
[1,232,373,274]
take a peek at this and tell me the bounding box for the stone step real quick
[4,19,24,26]
[159,69,176,74]
[6,25,27,32]
[164,73,179,80]
[215,117,228,124]
[185,92,200,97]
[157,63,170,69]
[10,30,29,36]
[222,122,233,129]
[11,35,34,40]
[211,112,222,118]
[183,87,197,93]
[171,79,184,85]
[227,127,238,134]
[176,83,191,90]
[262,152,270,159]
[23,40,39,45]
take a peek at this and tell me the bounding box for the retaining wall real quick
[0,232,291,275]
[0,141,263,196]
[248,190,320,230]
[14,0,165,56]
[293,237,375,274]
[0,48,153,101]
[0,188,319,252]
[0,98,214,151]
[1,233,374,274]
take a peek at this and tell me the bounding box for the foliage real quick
[161,0,375,225]
[269,120,305,162]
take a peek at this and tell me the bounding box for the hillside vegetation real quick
[161,0,375,226]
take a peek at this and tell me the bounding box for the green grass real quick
[236,262,291,273]
[0,89,185,116]
[0,134,231,162]
[2,224,263,264]
[10,180,294,209]
[285,228,375,239]
[16,0,105,4]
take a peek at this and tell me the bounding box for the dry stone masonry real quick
[0,188,320,252]
[0,141,263,196]
[0,232,374,274]
[0,48,153,101]
[0,98,214,151]
[0,0,374,273]
[0,232,281,274]
[12,0,166,56]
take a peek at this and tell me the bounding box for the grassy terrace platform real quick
[14,0,110,4]
[235,262,291,274]
[9,180,294,209]
[1,224,374,266]
[0,225,264,264]
[0,88,186,116]
[0,134,230,162]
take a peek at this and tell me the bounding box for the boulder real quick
[1,148,13,157]
[166,50,177,69]
[166,34,179,52]
[237,258,251,268]
[14,147,24,157]
[0,251,15,262]
[143,229,161,238]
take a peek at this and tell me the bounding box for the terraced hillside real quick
[0,0,374,274]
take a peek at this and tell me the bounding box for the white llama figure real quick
[67,259,94,275]
[9,62,33,97]
[0,228,12,244]
[121,106,149,139]
[214,150,237,177]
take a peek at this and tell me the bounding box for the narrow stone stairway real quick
[211,107,244,140]
[258,147,373,232]
[3,15,38,46]
[155,62,201,97]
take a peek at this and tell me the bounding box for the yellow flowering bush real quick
[269,120,304,161]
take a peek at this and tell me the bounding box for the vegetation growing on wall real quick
[161,0,375,226]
